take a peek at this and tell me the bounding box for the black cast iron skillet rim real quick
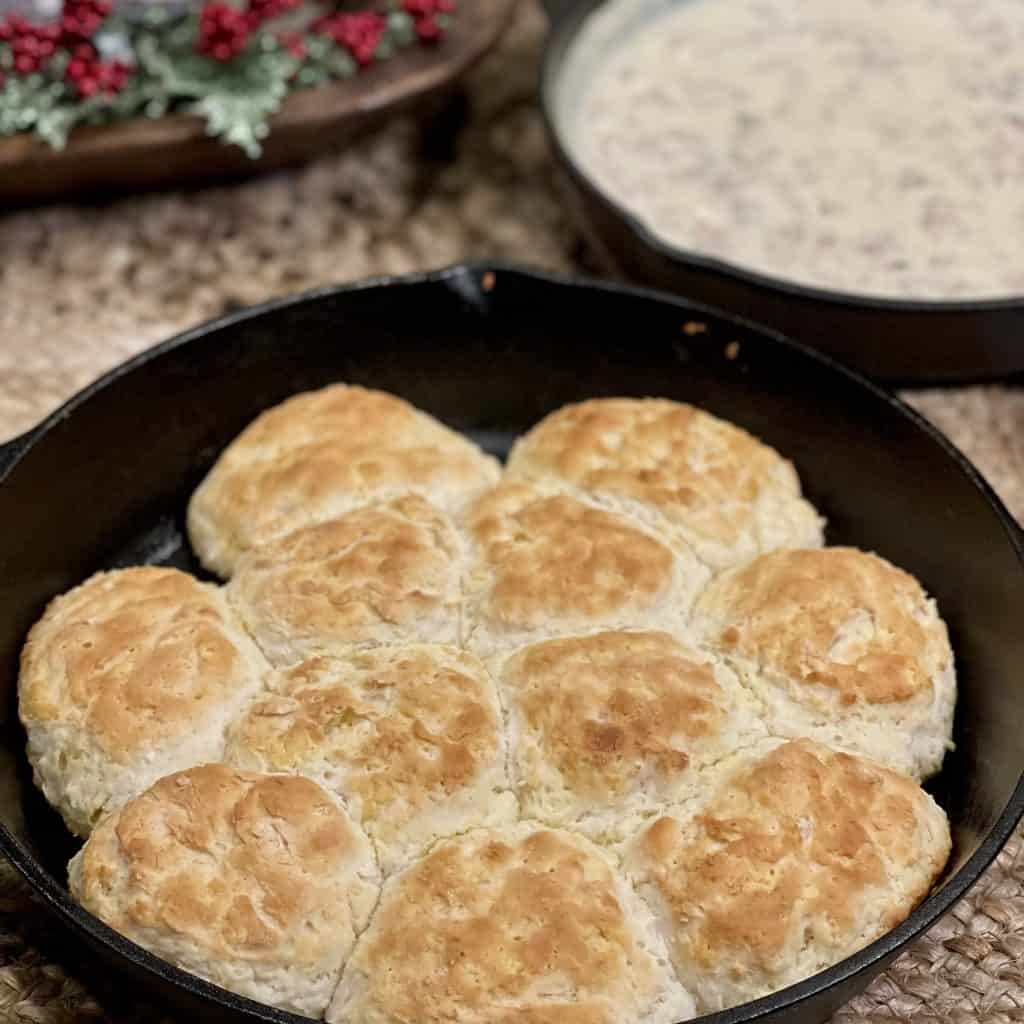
[537,0,1024,317]
[1,261,1023,1024]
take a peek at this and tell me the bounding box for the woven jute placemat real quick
[2,3,1024,1021]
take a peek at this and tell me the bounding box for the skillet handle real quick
[0,428,36,482]
[540,0,578,23]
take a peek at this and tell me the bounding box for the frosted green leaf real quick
[387,11,416,46]
[188,86,288,158]
[327,49,357,78]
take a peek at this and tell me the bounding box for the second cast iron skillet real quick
[0,265,1023,1023]
[539,0,1024,384]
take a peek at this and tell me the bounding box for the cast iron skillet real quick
[1,264,1023,1024]
[539,0,1024,384]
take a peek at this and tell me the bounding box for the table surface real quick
[2,3,1024,1021]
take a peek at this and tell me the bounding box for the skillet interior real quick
[0,264,1022,1023]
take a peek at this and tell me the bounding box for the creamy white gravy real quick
[562,0,1024,299]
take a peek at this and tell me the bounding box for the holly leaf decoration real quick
[136,25,297,156]
[188,74,287,157]
[0,1,457,156]
[189,48,297,158]
[0,62,79,148]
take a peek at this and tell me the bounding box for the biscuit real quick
[462,484,709,655]
[69,764,380,1017]
[328,823,695,1024]
[18,567,269,836]
[495,630,765,838]
[506,398,824,570]
[188,384,500,578]
[227,495,464,666]
[621,739,951,1013]
[224,646,517,873]
[692,547,956,779]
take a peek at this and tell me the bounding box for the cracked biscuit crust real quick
[463,484,709,655]
[227,495,464,666]
[188,384,500,578]
[328,824,695,1024]
[622,739,951,1014]
[225,646,516,873]
[68,764,380,1019]
[18,567,269,836]
[495,630,765,837]
[693,548,955,779]
[506,398,823,570]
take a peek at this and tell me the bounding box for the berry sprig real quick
[0,1,133,93]
[65,52,132,98]
[0,0,458,155]
[0,15,62,75]
[310,11,386,67]
[59,0,112,43]
[196,2,252,61]
[401,0,456,42]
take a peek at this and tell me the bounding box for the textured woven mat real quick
[2,3,1024,1021]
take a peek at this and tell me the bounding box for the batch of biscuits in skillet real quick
[18,386,954,1022]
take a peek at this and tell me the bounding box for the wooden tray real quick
[0,0,516,205]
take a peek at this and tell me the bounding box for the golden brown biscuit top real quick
[346,827,655,1024]
[74,764,374,964]
[697,547,947,705]
[501,631,725,798]
[636,740,948,971]
[226,648,502,833]
[506,398,793,545]
[230,495,462,647]
[221,385,438,453]
[467,485,676,629]
[19,567,262,759]
[198,384,498,551]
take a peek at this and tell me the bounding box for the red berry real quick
[312,11,385,66]
[196,2,251,61]
[416,14,441,40]
[58,0,111,56]
[1,9,71,75]
[96,58,130,92]
[401,0,454,41]
[65,47,132,98]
